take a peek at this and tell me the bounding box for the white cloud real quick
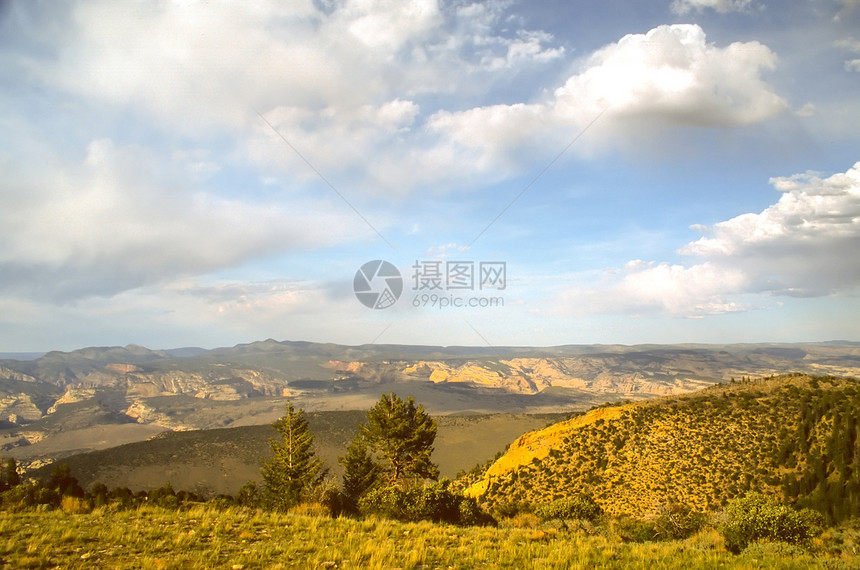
[671,0,752,14]
[4,0,570,196]
[560,262,749,317]
[0,139,372,301]
[13,1,562,131]
[681,162,860,296]
[426,242,471,259]
[427,24,787,174]
[558,162,860,317]
[835,37,860,71]
[5,4,788,195]
[339,0,442,51]
[556,25,786,127]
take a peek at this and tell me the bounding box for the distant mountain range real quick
[1,339,858,473]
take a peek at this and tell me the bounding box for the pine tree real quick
[5,458,19,487]
[360,392,439,484]
[340,434,381,503]
[261,404,326,511]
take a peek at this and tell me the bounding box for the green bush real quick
[533,494,602,522]
[720,492,824,553]
[234,482,261,509]
[357,480,492,525]
[458,497,494,526]
[491,500,533,519]
[614,517,658,542]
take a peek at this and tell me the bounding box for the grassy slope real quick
[1,505,856,569]
[470,374,860,520]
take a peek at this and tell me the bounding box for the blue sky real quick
[1,0,858,351]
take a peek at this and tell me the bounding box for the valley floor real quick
[0,506,856,569]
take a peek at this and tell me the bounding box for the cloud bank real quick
[0,139,370,301]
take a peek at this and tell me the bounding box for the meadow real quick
[0,504,857,569]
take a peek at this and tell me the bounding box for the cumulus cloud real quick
[671,0,752,14]
[428,24,787,173]
[555,24,785,126]
[0,139,371,301]
[559,162,860,316]
[5,4,785,195]
[681,162,860,296]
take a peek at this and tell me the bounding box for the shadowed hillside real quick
[26,411,565,496]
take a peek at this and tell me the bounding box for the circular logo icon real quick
[353,260,403,309]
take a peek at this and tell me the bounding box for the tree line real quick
[250,392,489,525]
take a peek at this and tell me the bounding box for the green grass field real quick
[1,505,857,569]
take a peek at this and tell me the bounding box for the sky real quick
[0,0,859,352]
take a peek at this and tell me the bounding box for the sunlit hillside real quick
[468,374,860,523]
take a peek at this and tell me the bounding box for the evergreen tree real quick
[360,392,439,484]
[1,458,19,490]
[47,464,84,498]
[261,404,326,511]
[340,434,381,503]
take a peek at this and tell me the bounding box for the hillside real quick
[25,412,565,496]
[467,374,860,523]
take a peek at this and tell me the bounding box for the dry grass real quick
[0,505,855,569]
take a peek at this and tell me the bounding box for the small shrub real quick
[234,482,261,509]
[533,494,602,522]
[319,486,352,518]
[358,480,490,525]
[687,527,725,552]
[507,513,542,529]
[60,496,91,514]
[149,483,179,510]
[35,487,61,509]
[491,500,532,519]
[739,540,807,559]
[358,485,414,521]
[458,496,495,527]
[416,480,462,523]
[720,492,824,553]
[614,517,658,542]
[653,503,708,540]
